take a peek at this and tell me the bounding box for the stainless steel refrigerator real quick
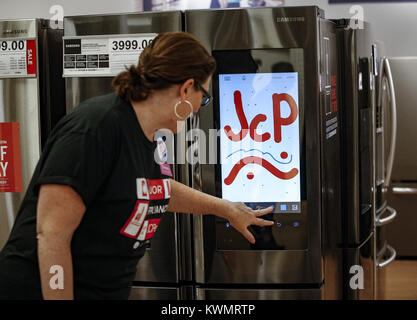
[185,6,343,300]
[62,11,185,300]
[384,57,417,259]
[373,43,398,300]
[334,19,377,300]
[0,19,66,251]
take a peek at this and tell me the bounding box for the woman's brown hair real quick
[112,32,216,102]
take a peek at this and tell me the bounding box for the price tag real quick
[63,34,157,77]
[0,38,37,78]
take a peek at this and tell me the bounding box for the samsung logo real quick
[1,29,27,35]
[276,17,305,23]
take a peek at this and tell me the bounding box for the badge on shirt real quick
[120,200,149,238]
[121,178,171,248]
[156,137,173,177]
[136,178,171,200]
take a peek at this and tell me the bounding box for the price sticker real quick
[1,40,26,51]
[109,38,154,52]
[0,38,37,78]
[63,34,157,77]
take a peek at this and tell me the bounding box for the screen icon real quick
[280,204,287,211]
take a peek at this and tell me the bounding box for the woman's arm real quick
[167,179,274,244]
[36,184,86,300]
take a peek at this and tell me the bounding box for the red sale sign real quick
[0,123,22,192]
[26,39,37,76]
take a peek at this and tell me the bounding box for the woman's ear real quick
[179,79,195,101]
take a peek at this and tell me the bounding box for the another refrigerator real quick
[185,6,344,300]
[62,11,186,299]
[334,19,377,300]
[0,19,66,250]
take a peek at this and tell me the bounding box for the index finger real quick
[254,206,274,217]
[242,228,256,244]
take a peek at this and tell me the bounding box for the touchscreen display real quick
[219,72,301,213]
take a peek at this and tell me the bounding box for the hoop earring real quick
[174,99,193,120]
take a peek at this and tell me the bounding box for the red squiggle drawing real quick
[273,93,298,143]
[224,91,298,143]
[224,91,249,141]
[249,114,270,142]
[224,156,299,185]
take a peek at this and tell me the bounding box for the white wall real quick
[0,0,136,19]
[0,0,416,57]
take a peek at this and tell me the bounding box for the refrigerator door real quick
[386,58,417,181]
[0,19,66,251]
[186,7,339,287]
[319,19,344,300]
[384,57,417,256]
[63,12,183,293]
[335,20,375,246]
[0,20,41,249]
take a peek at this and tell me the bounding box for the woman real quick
[0,32,273,300]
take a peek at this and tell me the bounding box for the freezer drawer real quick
[195,287,323,300]
[385,183,417,257]
[375,203,397,300]
[375,242,396,300]
[343,233,375,300]
[129,286,180,300]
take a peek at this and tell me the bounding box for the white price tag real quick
[0,38,37,78]
[63,34,157,77]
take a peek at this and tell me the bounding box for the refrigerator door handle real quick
[392,187,417,195]
[376,245,397,268]
[189,113,205,283]
[382,58,397,189]
[372,44,378,76]
[376,205,397,226]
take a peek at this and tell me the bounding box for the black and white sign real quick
[0,38,37,78]
[63,34,157,77]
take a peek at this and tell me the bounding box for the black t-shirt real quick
[0,93,172,299]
